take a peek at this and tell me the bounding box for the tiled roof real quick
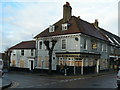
[8,41,36,50]
[34,16,108,41]
[99,28,120,47]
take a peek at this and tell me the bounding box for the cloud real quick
[1,1,119,52]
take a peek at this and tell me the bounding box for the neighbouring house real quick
[100,28,120,69]
[34,2,116,74]
[8,40,36,71]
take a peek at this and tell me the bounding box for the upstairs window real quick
[92,41,97,50]
[21,50,24,56]
[110,46,114,53]
[31,49,34,56]
[49,25,55,32]
[83,39,87,50]
[39,41,42,49]
[62,39,66,49]
[62,23,68,31]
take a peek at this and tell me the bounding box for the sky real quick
[0,0,119,53]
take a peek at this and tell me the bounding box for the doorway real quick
[28,59,34,70]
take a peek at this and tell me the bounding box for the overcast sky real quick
[0,0,119,53]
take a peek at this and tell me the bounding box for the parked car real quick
[117,68,120,88]
[0,59,3,77]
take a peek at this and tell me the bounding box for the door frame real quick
[28,59,34,70]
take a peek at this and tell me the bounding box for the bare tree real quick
[44,40,57,74]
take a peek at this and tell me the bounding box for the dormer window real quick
[62,23,68,31]
[49,25,55,32]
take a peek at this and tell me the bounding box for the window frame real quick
[21,49,24,56]
[62,23,68,31]
[91,40,97,50]
[49,25,55,32]
[39,41,42,49]
[31,49,34,56]
[83,39,87,50]
[61,39,66,50]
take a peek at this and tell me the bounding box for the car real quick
[117,69,120,88]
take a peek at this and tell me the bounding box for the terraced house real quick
[8,2,120,75]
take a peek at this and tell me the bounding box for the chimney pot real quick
[66,2,70,6]
[78,16,80,19]
[94,19,99,27]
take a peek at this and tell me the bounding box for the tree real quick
[44,40,57,74]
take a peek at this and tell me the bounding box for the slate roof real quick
[34,16,108,41]
[99,28,120,47]
[8,41,36,50]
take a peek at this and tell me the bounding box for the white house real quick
[8,41,36,71]
[34,2,111,74]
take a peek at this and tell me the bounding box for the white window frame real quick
[83,39,87,50]
[21,49,24,56]
[39,40,43,50]
[49,25,55,32]
[61,39,67,50]
[62,23,68,31]
[31,49,34,56]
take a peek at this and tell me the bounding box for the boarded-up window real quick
[12,60,16,67]
[45,56,49,68]
[92,41,97,50]
[37,56,42,67]
[19,60,24,68]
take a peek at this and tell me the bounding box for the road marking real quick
[10,81,19,88]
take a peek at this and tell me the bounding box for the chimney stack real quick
[63,2,72,23]
[94,19,99,27]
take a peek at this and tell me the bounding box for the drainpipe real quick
[81,58,84,75]
[74,58,76,75]
[96,59,99,74]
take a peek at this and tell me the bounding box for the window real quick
[102,44,104,51]
[49,25,55,32]
[83,39,87,50]
[92,41,97,50]
[21,50,24,56]
[39,41,42,49]
[62,39,66,49]
[31,49,34,56]
[62,24,68,31]
[104,44,107,52]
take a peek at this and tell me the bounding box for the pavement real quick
[0,77,12,90]
[38,70,117,79]
[0,69,117,89]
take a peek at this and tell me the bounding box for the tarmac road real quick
[3,71,119,89]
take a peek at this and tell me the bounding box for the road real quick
[3,71,119,89]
